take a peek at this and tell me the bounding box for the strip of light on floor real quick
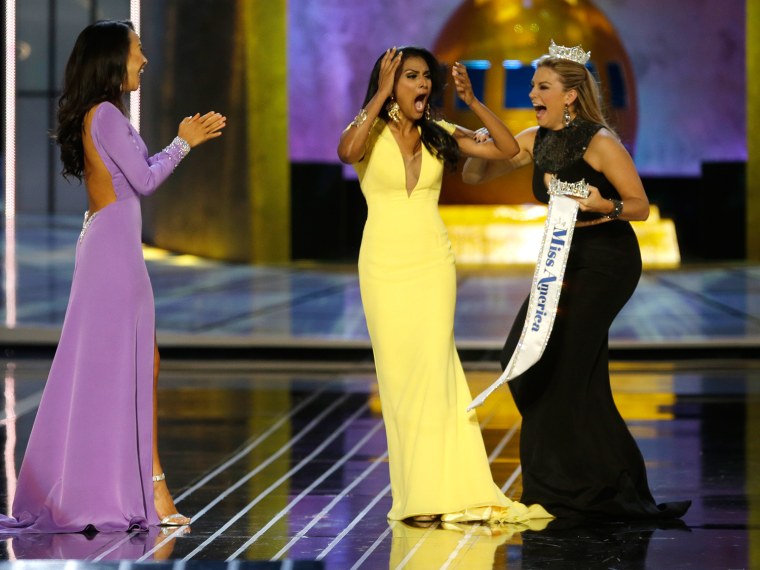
[439,522,487,570]
[89,385,333,562]
[271,446,390,560]
[316,416,521,566]
[315,481,392,562]
[4,366,17,516]
[274,404,499,561]
[226,418,386,560]
[134,394,353,562]
[488,420,520,463]
[174,384,332,504]
[0,390,43,426]
[348,525,395,570]
[442,423,523,570]
[393,521,442,569]
[186,403,371,560]
[502,465,523,496]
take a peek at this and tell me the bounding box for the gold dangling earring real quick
[563,104,571,128]
[387,97,400,123]
[424,104,431,121]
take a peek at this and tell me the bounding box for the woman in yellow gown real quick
[337,47,553,525]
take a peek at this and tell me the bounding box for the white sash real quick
[467,178,588,411]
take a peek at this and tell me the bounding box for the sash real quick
[467,178,589,411]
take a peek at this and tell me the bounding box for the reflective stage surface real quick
[0,359,757,568]
[0,214,757,568]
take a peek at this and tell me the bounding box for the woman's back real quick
[82,104,119,214]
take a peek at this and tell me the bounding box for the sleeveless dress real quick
[0,101,187,533]
[354,119,551,524]
[501,119,691,519]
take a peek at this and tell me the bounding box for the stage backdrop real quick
[288,0,745,177]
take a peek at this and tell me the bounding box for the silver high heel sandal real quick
[153,473,191,526]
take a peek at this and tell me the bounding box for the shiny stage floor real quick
[0,214,757,568]
[0,358,757,569]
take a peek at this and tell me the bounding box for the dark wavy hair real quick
[55,20,134,181]
[362,46,460,170]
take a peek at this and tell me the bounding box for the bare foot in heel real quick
[411,515,439,522]
[152,473,191,526]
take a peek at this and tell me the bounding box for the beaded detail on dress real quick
[79,210,99,243]
[161,136,191,170]
[533,118,602,173]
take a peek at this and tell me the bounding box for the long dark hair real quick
[55,20,134,181]
[362,46,460,170]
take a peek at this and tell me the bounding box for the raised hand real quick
[378,47,403,99]
[177,111,227,148]
[452,62,476,107]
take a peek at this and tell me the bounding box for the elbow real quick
[461,158,486,185]
[642,198,651,221]
[623,205,649,222]
[137,187,158,197]
[337,144,361,165]
[135,178,159,196]
[337,149,353,165]
[491,140,520,161]
[502,142,520,160]
[462,170,483,185]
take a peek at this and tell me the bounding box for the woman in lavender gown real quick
[0,20,225,533]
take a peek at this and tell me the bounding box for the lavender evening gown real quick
[0,101,188,533]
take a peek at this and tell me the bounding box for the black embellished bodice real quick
[532,119,621,221]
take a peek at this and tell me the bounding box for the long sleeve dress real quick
[354,118,551,524]
[0,101,188,533]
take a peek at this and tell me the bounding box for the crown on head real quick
[548,40,591,65]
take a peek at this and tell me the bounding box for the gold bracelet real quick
[350,108,368,129]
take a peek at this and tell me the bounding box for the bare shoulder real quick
[587,127,628,156]
[585,127,631,168]
[517,125,539,142]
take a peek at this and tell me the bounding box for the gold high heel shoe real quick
[153,473,191,526]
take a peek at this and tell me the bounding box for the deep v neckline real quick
[387,124,424,198]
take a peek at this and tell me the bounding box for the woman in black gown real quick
[463,42,690,520]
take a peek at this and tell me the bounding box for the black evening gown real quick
[502,120,691,520]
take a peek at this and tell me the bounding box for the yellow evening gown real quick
[353,119,552,524]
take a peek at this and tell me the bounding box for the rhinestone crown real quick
[548,177,590,199]
[548,40,591,65]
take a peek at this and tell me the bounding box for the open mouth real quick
[533,104,547,119]
[414,94,428,113]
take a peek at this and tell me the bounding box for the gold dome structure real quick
[433,0,637,204]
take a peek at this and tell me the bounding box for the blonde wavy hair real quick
[536,55,617,137]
